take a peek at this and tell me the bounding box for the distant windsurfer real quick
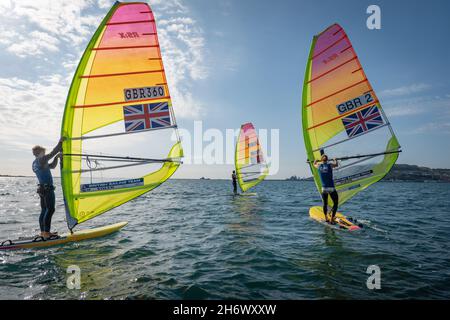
[313,155,339,224]
[232,170,237,195]
[32,138,64,239]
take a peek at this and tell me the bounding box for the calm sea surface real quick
[1,177,449,299]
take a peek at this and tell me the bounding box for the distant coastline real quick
[0,174,30,178]
[384,164,450,182]
[2,164,450,182]
[286,164,450,183]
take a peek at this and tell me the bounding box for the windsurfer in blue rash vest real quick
[232,170,237,195]
[313,154,339,224]
[32,138,64,239]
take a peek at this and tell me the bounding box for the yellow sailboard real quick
[0,222,127,250]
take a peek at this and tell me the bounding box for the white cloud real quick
[7,31,60,57]
[384,93,450,135]
[379,83,431,98]
[0,0,98,51]
[415,122,450,134]
[97,0,113,9]
[384,94,450,118]
[0,75,68,151]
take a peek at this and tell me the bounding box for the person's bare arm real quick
[313,160,320,169]
[39,138,63,165]
[331,159,339,168]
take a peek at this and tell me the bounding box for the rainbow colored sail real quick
[235,123,269,193]
[302,24,401,206]
[61,2,183,230]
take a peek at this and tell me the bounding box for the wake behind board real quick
[0,221,128,251]
[239,192,258,197]
[309,206,361,231]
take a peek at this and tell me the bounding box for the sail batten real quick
[61,2,182,230]
[70,124,178,140]
[302,23,400,207]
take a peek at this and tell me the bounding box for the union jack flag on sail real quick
[341,105,384,138]
[123,102,172,132]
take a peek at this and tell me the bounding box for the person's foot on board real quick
[329,216,336,225]
[42,231,57,239]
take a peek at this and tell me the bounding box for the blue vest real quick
[32,158,54,185]
[318,163,334,188]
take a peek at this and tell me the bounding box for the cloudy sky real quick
[0,0,449,179]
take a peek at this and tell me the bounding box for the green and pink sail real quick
[61,2,182,230]
[302,24,401,206]
[235,123,269,193]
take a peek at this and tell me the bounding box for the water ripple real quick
[0,177,449,299]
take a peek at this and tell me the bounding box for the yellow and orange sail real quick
[235,123,269,193]
[302,24,401,206]
[61,2,182,230]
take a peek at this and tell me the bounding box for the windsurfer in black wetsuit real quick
[232,170,237,195]
[313,154,339,224]
[32,138,63,239]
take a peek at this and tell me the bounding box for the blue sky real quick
[0,0,449,179]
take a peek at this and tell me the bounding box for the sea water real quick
[0,177,449,299]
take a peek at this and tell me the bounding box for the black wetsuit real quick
[232,172,237,195]
[318,163,339,219]
[321,189,338,219]
[32,141,62,232]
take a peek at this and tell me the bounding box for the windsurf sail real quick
[61,2,183,230]
[235,123,269,192]
[302,23,401,206]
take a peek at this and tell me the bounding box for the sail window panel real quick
[320,123,392,158]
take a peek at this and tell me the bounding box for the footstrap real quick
[0,240,13,246]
